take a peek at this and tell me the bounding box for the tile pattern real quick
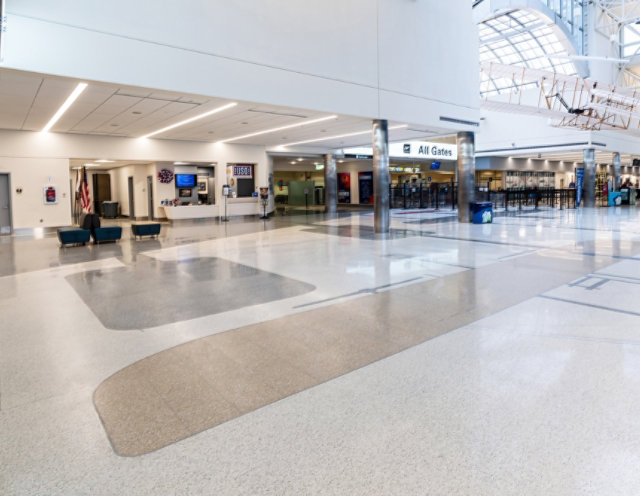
[6,207,640,494]
[94,245,617,456]
[66,257,315,329]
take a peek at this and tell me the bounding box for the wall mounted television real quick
[175,174,196,187]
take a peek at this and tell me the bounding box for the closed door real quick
[147,176,154,220]
[0,174,11,234]
[92,174,112,215]
[128,177,135,219]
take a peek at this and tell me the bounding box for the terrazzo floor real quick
[3,207,640,494]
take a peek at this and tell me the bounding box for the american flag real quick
[81,166,91,212]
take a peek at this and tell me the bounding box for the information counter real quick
[163,205,218,220]
[163,198,259,220]
[225,197,259,217]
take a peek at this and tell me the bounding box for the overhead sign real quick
[343,141,458,161]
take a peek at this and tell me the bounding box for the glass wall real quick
[542,0,584,52]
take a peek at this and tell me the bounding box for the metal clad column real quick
[324,154,337,216]
[457,132,475,223]
[613,152,621,190]
[373,119,390,233]
[583,148,596,208]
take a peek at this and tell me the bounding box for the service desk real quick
[162,205,218,220]
[223,197,259,216]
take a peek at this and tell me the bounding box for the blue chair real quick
[57,227,91,247]
[92,226,122,244]
[131,223,161,239]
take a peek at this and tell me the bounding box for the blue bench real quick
[57,227,91,246]
[92,226,122,244]
[131,223,161,239]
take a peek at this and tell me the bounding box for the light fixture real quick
[83,163,100,167]
[280,125,408,147]
[95,159,114,163]
[217,115,337,144]
[140,102,237,139]
[297,158,304,161]
[41,82,88,133]
[173,161,189,165]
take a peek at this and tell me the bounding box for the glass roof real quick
[479,9,577,95]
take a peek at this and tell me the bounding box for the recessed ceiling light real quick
[297,158,304,161]
[132,111,142,115]
[241,122,248,125]
[95,159,114,163]
[41,82,88,133]
[140,102,237,139]
[217,115,337,144]
[290,161,296,165]
[280,125,408,147]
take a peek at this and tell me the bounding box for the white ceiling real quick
[0,68,448,149]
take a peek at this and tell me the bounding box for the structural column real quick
[324,153,337,216]
[456,132,475,223]
[372,119,390,233]
[613,152,621,190]
[583,148,596,208]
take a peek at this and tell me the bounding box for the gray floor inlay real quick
[66,256,315,330]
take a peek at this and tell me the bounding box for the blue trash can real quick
[471,202,493,224]
[608,191,622,206]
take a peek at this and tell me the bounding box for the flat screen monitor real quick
[430,162,441,170]
[176,174,196,187]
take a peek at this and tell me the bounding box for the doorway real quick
[128,176,135,219]
[0,174,11,234]
[147,175,154,220]
[92,174,112,215]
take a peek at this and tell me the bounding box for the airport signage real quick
[343,141,457,161]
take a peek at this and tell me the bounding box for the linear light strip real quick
[140,102,237,139]
[281,124,408,147]
[41,82,88,133]
[218,115,338,143]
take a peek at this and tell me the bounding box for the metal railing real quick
[475,188,577,210]
[390,183,458,210]
[388,185,577,211]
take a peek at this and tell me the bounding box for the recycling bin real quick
[471,202,493,224]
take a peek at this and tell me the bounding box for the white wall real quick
[0,129,271,227]
[3,0,479,131]
[477,110,593,156]
[108,164,154,218]
[0,157,71,229]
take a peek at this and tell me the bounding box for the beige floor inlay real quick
[94,251,609,456]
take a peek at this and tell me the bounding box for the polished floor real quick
[3,207,640,494]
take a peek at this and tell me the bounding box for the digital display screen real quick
[430,162,441,170]
[175,174,196,187]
